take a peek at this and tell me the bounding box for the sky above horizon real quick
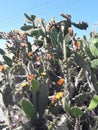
[0,0,98,49]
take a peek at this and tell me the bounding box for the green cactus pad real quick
[21,98,37,121]
[31,79,40,92]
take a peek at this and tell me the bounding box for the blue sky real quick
[0,0,98,49]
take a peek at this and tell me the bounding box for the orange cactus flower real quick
[46,53,51,59]
[73,41,80,50]
[0,65,7,71]
[19,32,28,38]
[14,30,19,34]
[19,33,26,39]
[76,42,80,48]
[57,78,64,85]
[0,65,4,71]
[23,31,28,36]
[28,74,35,83]
[52,96,57,102]
[36,56,41,62]
[27,52,32,57]
[20,43,27,47]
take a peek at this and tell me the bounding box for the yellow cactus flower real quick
[55,94,61,100]
[56,92,64,97]
[18,61,22,65]
[41,72,46,76]
[15,87,21,91]
[20,82,27,88]
[52,92,64,101]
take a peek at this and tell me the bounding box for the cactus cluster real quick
[0,13,98,130]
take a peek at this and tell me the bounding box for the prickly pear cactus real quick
[1,12,98,130]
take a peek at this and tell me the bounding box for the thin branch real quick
[75,68,84,88]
